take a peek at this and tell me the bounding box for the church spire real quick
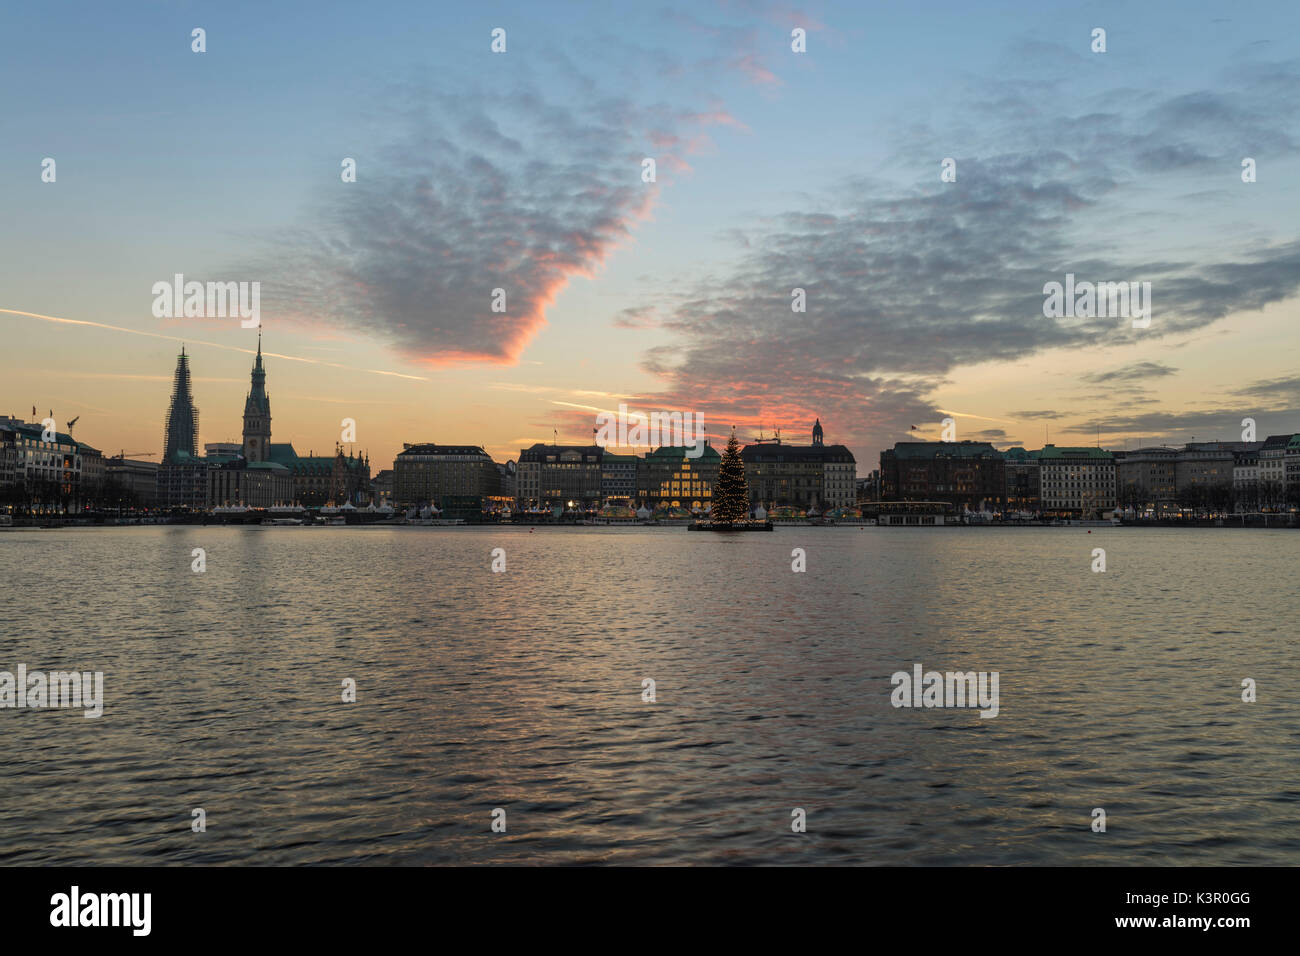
[163,347,199,462]
[242,332,271,461]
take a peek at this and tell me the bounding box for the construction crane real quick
[113,450,158,460]
[66,415,80,431]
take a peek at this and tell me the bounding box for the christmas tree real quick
[711,427,750,524]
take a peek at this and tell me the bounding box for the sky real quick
[3,0,1299,472]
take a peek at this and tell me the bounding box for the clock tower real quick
[242,333,272,462]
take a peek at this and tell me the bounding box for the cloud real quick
[612,306,661,329]
[1082,362,1179,383]
[251,79,713,367]
[1010,409,1067,420]
[1233,374,1300,402]
[621,58,1300,458]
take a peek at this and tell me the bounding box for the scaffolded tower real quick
[162,346,200,462]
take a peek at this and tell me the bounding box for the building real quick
[1256,434,1292,509]
[741,420,857,510]
[600,452,638,505]
[0,427,17,494]
[855,469,881,503]
[880,441,1005,510]
[268,444,370,506]
[0,417,88,513]
[371,469,394,506]
[1002,447,1040,511]
[394,443,498,508]
[158,347,208,509]
[516,444,604,509]
[639,443,720,510]
[1175,442,1246,513]
[1285,435,1300,504]
[209,337,370,507]
[491,460,517,504]
[1233,445,1262,510]
[105,456,160,508]
[208,457,295,507]
[157,454,209,510]
[1036,445,1115,517]
[242,336,271,462]
[162,348,200,462]
[79,444,104,498]
[1115,446,1179,514]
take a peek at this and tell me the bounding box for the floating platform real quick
[688,520,775,532]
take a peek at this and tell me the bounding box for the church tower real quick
[242,332,271,461]
[162,346,200,462]
[812,417,824,447]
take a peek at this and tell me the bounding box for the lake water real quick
[1,525,1296,865]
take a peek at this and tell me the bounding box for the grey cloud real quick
[1083,362,1179,383]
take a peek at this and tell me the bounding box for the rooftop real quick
[885,441,1000,460]
[742,443,854,463]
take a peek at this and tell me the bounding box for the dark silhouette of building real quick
[741,420,856,509]
[880,441,1006,510]
[242,333,271,462]
[162,346,199,462]
[158,347,207,508]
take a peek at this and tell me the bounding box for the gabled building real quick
[269,443,370,506]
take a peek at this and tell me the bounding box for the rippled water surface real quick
[1,525,1297,865]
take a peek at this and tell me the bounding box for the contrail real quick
[0,308,429,381]
[551,400,652,421]
[936,409,1020,426]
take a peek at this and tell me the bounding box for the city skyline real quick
[4,1,1299,469]
[4,0,1300,899]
